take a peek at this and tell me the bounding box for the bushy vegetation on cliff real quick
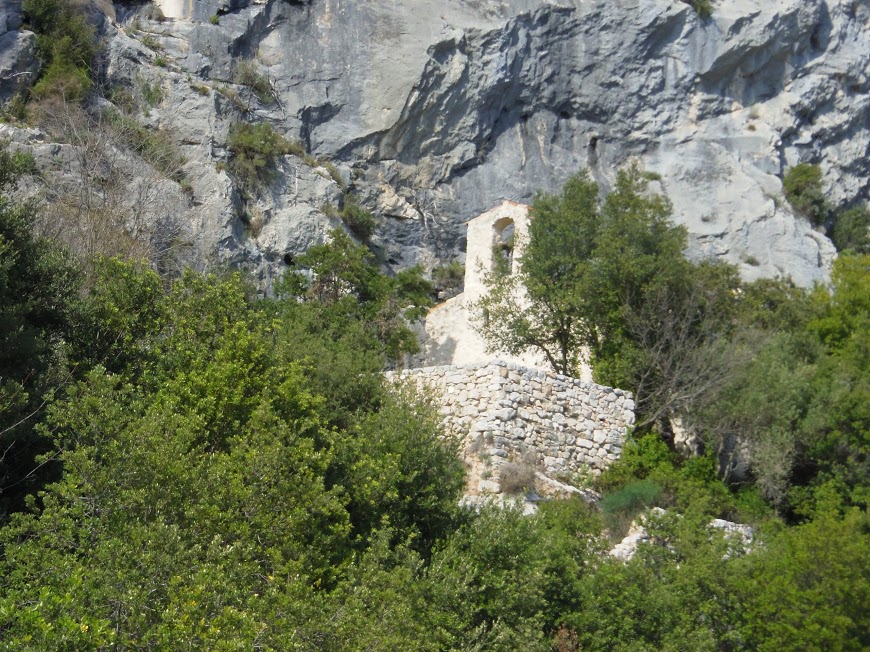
[477,167,869,514]
[0,150,867,650]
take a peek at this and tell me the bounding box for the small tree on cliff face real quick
[475,167,685,379]
[474,167,740,429]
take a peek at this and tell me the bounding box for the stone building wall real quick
[388,360,635,478]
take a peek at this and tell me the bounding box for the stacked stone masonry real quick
[388,360,635,477]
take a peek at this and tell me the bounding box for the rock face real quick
[0,0,38,102]
[2,0,869,287]
[609,508,755,561]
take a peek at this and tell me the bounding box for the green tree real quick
[23,0,97,102]
[0,145,79,516]
[226,121,293,192]
[0,264,461,649]
[832,205,870,254]
[280,229,433,363]
[475,167,738,429]
[783,163,828,225]
[691,255,869,509]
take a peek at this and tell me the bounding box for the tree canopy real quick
[0,146,866,651]
[475,167,739,429]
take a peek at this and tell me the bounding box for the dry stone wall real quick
[387,360,635,478]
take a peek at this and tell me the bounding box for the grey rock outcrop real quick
[0,0,38,103]
[609,508,755,561]
[0,30,39,102]
[3,0,868,288]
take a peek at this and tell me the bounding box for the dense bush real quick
[783,163,828,225]
[278,228,433,362]
[601,479,663,516]
[833,205,870,253]
[23,0,97,102]
[0,146,79,515]
[321,198,379,241]
[0,152,867,650]
[226,121,292,192]
[340,200,378,241]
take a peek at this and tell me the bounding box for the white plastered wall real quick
[422,201,529,368]
[421,200,595,379]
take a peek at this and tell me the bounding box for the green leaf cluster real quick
[832,205,870,254]
[477,167,868,515]
[0,145,78,515]
[279,228,433,362]
[783,163,828,225]
[226,121,293,192]
[23,0,98,102]
[0,148,867,652]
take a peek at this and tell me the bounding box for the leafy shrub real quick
[226,121,292,192]
[23,0,97,70]
[340,201,378,241]
[600,479,662,536]
[23,0,97,103]
[499,461,537,495]
[688,0,713,18]
[30,60,92,102]
[317,194,379,241]
[209,14,220,25]
[601,479,662,514]
[783,163,828,225]
[597,433,675,491]
[832,205,870,254]
[433,261,465,294]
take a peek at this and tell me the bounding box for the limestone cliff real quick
[2,0,868,288]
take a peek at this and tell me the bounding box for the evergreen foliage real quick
[832,205,870,254]
[0,151,866,650]
[783,163,828,225]
[688,0,713,18]
[475,168,868,515]
[0,146,79,515]
[226,121,292,192]
[23,0,98,102]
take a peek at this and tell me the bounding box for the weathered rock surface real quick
[2,0,869,287]
[0,0,38,103]
[0,31,39,102]
[609,508,755,561]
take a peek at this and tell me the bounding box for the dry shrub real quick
[32,100,192,273]
[499,461,537,495]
